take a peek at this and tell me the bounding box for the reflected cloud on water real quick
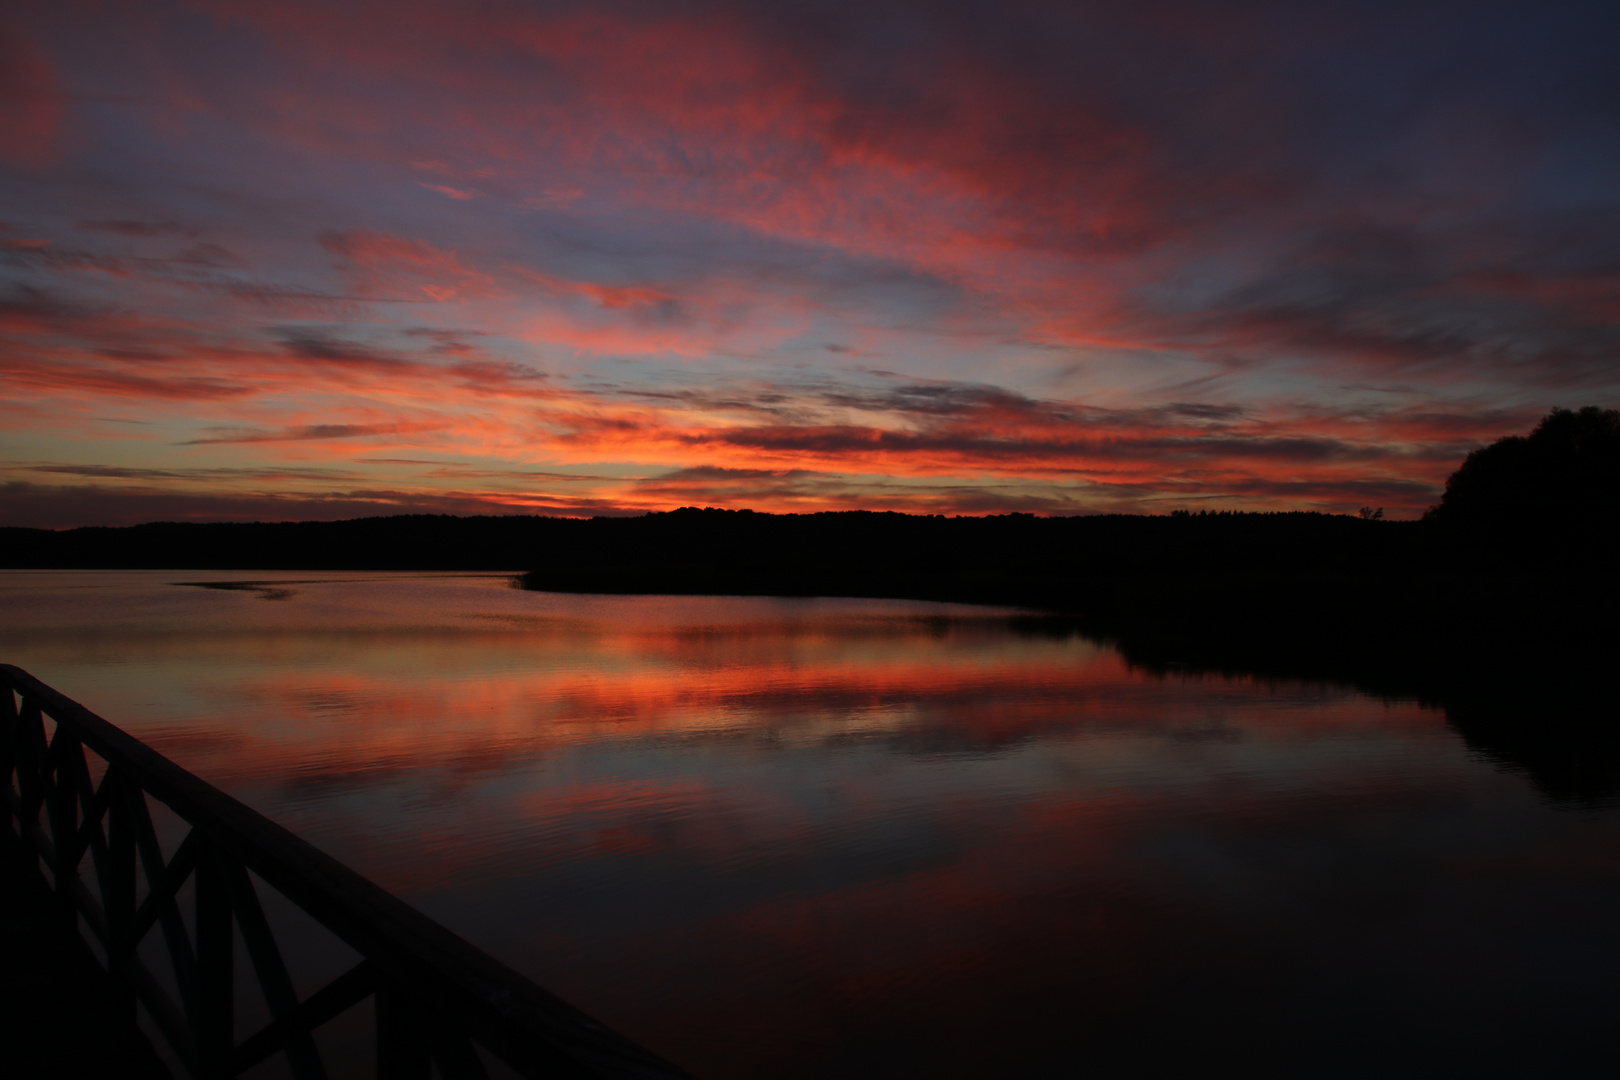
[2,571,1617,1077]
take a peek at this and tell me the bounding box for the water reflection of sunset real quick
[54,613,1439,792]
[10,571,1611,1079]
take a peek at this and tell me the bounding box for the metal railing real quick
[0,664,694,1080]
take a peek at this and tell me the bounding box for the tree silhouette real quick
[1426,406,1620,541]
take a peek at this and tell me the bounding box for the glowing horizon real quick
[4,1,1618,526]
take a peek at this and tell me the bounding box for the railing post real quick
[221,853,330,1080]
[49,729,81,900]
[103,769,139,1019]
[195,836,236,1080]
[376,981,432,1080]
[0,683,16,824]
[14,696,46,835]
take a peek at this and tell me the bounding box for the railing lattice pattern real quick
[1,664,691,1080]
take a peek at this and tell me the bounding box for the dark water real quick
[4,570,1618,1078]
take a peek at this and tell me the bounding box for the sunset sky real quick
[4,0,1618,526]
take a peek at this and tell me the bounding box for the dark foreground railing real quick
[0,664,694,1080]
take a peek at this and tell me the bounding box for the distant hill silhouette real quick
[2,406,1616,726]
[0,515,569,572]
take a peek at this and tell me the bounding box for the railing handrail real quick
[0,663,694,1080]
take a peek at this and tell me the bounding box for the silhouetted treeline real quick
[0,515,576,571]
[4,503,1612,677]
[4,408,1616,772]
[0,506,1416,580]
[1426,405,1620,564]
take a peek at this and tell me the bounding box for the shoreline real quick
[5,507,1614,729]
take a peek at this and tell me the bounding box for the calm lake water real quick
[4,570,1619,1078]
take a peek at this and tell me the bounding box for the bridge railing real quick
[0,664,694,1080]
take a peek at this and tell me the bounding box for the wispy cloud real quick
[3,0,1617,525]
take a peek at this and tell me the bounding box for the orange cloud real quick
[6,1,1615,525]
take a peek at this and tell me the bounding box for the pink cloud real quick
[319,230,495,301]
[0,24,65,167]
[4,1,1614,526]
[419,182,477,200]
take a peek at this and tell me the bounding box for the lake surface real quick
[4,570,1619,1078]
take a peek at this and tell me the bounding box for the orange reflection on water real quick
[2,572,1480,1079]
[92,618,1439,793]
